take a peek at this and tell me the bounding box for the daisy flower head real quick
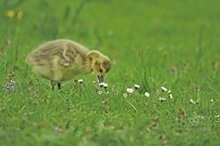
[190,98,196,104]
[126,88,134,93]
[167,90,173,98]
[159,97,166,102]
[168,90,171,94]
[134,84,141,89]
[99,82,108,88]
[103,83,108,88]
[78,79,83,84]
[144,92,150,97]
[161,86,168,92]
[99,82,104,86]
[169,94,173,99]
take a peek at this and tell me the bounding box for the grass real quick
[0,0,220,146]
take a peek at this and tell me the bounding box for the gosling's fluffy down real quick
[25,39,111,90]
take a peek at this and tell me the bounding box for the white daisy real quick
[99,82,108,88]
[134,84,141,89]
[190,98,196,104]
[78,79,83,83]
[126,88,134,93]
[99,82,105,87]
[144,92,150,97]
[169,94,173,99]
[103,83,108,88]
[159,97,166,102]
[161,86,168,92]
[168,90,171,94]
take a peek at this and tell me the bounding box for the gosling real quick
[25,39,111,90]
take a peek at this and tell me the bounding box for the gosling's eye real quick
[99,69,103,73]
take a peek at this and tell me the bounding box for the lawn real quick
[0,0,220,146]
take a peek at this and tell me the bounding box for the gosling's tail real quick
[25,52,44,66]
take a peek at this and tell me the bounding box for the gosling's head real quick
[87,50,111,83]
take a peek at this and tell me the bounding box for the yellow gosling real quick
[25,39,111,90]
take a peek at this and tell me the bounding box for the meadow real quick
[0,0,220,146]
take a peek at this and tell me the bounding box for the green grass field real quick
[0,0,220,146]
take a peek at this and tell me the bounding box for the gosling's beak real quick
[98,76,104,83]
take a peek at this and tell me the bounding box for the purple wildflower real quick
[7,85,14,90]
[4,79,15,91]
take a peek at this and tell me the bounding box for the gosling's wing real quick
[25,39,88,67]
[59,43,87,67]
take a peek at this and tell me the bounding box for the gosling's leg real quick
[58,82,61,90]
[51,80,57,90]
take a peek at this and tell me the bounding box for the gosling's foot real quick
[51,80,61,91]
[51,80,56,90]
[58,82,61,90]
